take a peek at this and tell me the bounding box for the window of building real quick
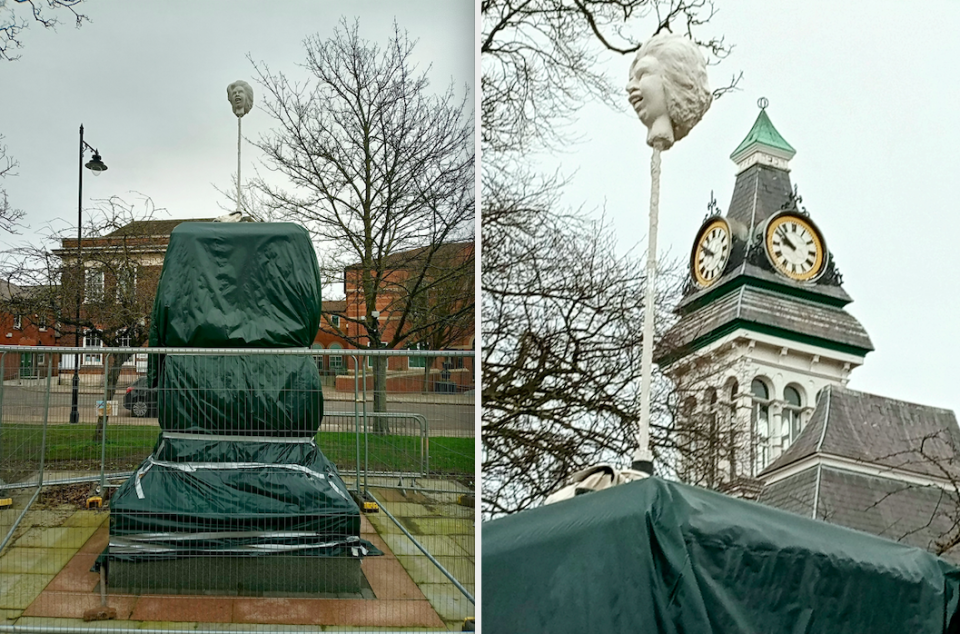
[84,269,104,303]
[751,378,772,473]
[783,385,803,446]
[83,332,102,365]
[407,342,427,369]
[329,344,344,373]
[13,314,21,330]
[725,379,739,479]
[330,314,340,328]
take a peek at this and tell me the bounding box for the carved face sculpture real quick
[226,80,254,118]
[626,34,712,150]
[626,57,669,132]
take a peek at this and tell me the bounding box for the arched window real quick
[725,379,740,480]
[751,378,771,472]
[783,385,803,446]
[680,396,698,453]
[704,388,719,487]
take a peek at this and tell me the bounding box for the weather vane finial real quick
[758,96,769,110]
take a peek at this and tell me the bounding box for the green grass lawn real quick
[0,424,474,476]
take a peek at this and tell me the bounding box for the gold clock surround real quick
[763,212,825,282]
[691,217,731,288]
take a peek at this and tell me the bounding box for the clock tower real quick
[656,102,873,492]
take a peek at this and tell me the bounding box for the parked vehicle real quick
[123,377,157,418]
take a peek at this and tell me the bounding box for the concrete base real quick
[108,555,362,595]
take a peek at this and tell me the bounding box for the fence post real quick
[352,355,361,497]
[99,354,110,492]
[361,359,369,495]
[39,354,52,488]
[0,352,5,479]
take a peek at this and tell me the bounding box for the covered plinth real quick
[107,222,374,595]
[482,477,960,633]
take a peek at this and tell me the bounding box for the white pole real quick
[236,117,242,215]
[634,145,661,473]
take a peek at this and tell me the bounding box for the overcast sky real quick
[0,0,475,296]
[531,0,960,417]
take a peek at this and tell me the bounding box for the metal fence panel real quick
[0,346,475,632]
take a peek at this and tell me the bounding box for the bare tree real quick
[852,430,960,559]
[248,19,474,423]
[482,160,692,515]
[482,0,739,153]
[481,0,738,517]
[0,194,165,439]
[0,137,25,233]
[1,0,89,62]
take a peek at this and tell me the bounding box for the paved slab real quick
[22,591,138,619]
[46,552,99,593]
[378,534,467,558]
[419,583,475,622]
[0,547,74,574]
[13,616,131,629]
[396,554,474,586]
[63,510,110,528]
[0,573,55,609]
[13,525,98,549]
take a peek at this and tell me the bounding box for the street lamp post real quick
[68,124,107,425]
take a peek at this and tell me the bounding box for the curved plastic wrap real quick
[158,354,323,437]
[148,222,322,349]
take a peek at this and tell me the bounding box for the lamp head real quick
[85,152,107,176]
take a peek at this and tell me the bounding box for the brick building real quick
[51,220,474,393]
[0,280,61,380]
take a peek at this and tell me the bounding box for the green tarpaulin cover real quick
[109,435,368,560]
[158,354,323,436]
[148,222,322,349]
[482,477,960,634]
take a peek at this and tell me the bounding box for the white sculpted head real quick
[626,34,712,150]
[227,80,254,118]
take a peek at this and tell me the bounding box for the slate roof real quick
[323,300,347,313]
[658,285,873,362]
[760,466,960,565]
[725,162,794,236]
[103,218,215,238]
[763,386,960,481]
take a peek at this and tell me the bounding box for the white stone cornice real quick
[734,150,792,175]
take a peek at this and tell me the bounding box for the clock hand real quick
[777,227,797,251]
[702,245,715,257]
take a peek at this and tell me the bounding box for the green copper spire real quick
[730,103,796,164]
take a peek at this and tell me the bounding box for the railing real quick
[0,345,475,631]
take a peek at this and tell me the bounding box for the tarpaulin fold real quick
[482,477,960,634]
[109,436,367,560]
[158,354,323,436]
[148,222,322,350]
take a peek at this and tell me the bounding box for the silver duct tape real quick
[161,431,316,444]
[114,531,359,542]
[132,456,349,502]
[109,537,363,556]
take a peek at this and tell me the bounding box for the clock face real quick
[765,214,825,281]
[692,219,730,287]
